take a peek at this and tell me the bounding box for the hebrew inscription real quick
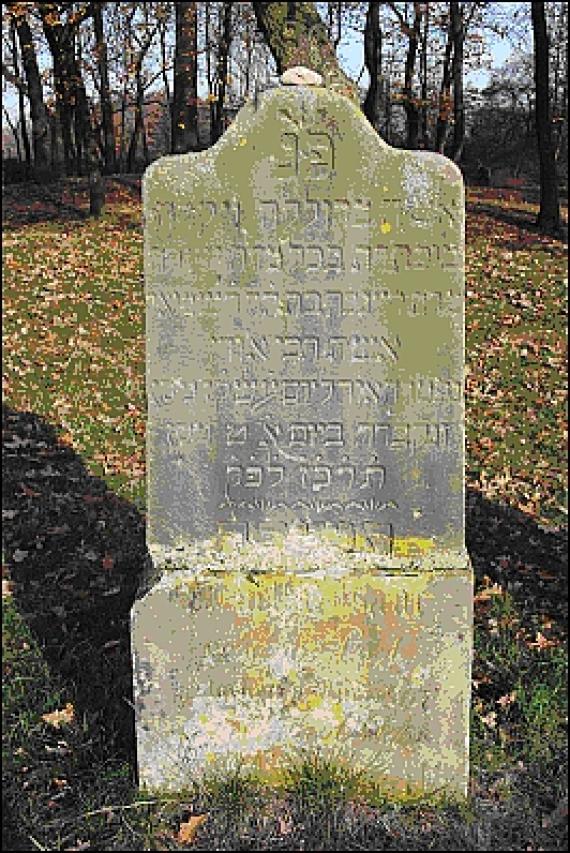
[145,85,465,551]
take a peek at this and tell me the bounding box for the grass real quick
[2,178,568,850]
[471,589,567,772]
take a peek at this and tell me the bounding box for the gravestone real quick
[132,68,473,797]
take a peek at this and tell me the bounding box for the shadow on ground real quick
[2,177,142,227]
[2,404,148,763]
[2,182,89,225]
[466,199,569,246]
[466,486,568,630]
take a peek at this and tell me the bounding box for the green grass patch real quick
[283,751,363,808]
[471,589,567,773]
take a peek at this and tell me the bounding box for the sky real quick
[335,10,516,92]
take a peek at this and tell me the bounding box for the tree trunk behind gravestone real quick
[420,3,429,147]
[205,3,216,142]
[8,3,50,173]
[252,1,359,102]
[48,109,60,171]
[9,15,32,173]
[363,1,383,133]
[172,1,199,153]
[435,9,454,155]
[93,3,116,175]
[211,1,232,144]
[52,54,77,175]
[450,1,465,163]
[402,3,421,149]
[39,6,83,176]
[74,65,105,217]
[531,1,561,235]
[127,76,145,173]
[87,157,105,217]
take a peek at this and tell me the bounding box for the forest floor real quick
[2,179,568,851]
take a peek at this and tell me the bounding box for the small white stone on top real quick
[280,66,323,87]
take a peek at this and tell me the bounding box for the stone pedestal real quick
[132,535,472,796]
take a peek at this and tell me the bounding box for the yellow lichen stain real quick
[391,537,435,558]
[249,610,269,628]
[331,702,344,723]
[297,693,323,712]
[214,532,240,554]
[380,221,392,234]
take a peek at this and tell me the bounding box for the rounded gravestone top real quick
[280,66,324,87]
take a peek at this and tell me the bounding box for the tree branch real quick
[2,60,29,95]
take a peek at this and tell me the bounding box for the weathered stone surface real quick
[135,81,472,796]
[144,84,466,564]
[132,567,472,795]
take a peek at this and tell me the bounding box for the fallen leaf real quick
[13,549,29,563]
[480,710,497,729]
[527,631,558,650]
[42,703,75,729]
[278,815,294,836]
[497,691,517,708]
[474,582,504,602]
[18,482,41,497]
[2,579,15,598]
[58,431,75,446]
[177,814,208,845]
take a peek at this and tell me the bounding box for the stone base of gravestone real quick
[132,534,472,797]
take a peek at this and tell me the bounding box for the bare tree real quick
[548,1,568,163]
[449,0,464,162]
[386,1,422,148]
[6,2,50,171]
[363,1,383,132]
[93,2,115,174]
[8,11,31,169]
[37,1,93,174]
[435,3,454,154]
[172,1,199,153]
[124,6,160,172]
[327,0,343,51]
[211,1,232,143]
[419,0,429,146]
[531,0,560,234]
[38,2,104,215]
